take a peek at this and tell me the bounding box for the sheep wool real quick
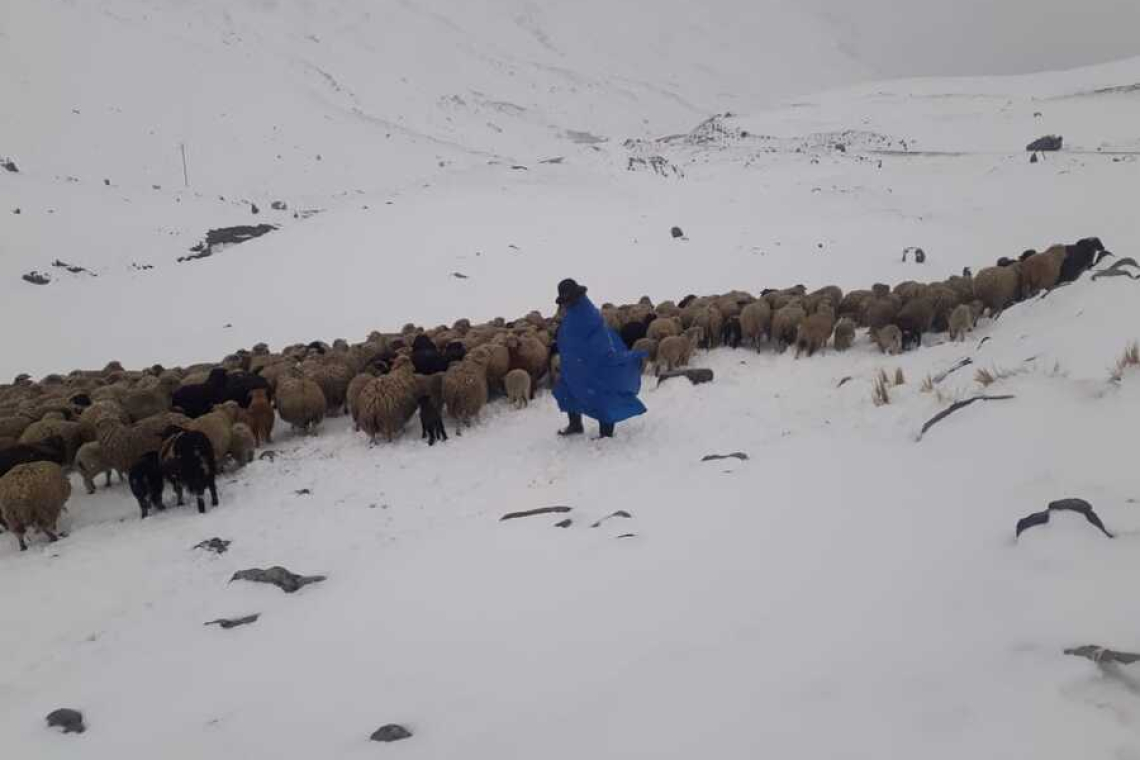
[275,374,327,435]
[0,461,71,551]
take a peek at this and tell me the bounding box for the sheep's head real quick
[250,389,270,404]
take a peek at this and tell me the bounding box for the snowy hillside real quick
[5,1,1140,757]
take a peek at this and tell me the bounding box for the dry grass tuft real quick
[872,369,891,406]
[920,375,935,393]
[1110,341,1140,382]
[893,367,906,386]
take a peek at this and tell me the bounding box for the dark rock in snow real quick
[500,506,571,521]
[554,518,573,528]
[1065,646,1140,665]
[250,203,260,215]
[230,566,327,593]
[656,368,714,386]
[258,450,278,462]
[45,708,85,734]
[204,614,260,629]
[370,724,412,743]
[2,158,18,173]
[452,272,469,279]
[1030,152,1039,164]
[1026,135,1062,152]
[294,488,311,496]
[180,224,277,262]
[194,537,231,554]
[671,226,684,239]
[22,271,50,285]
[590,510,632,528]
[270,200,287,210]
[701,452,749,463]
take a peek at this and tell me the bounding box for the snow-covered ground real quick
[4,1,1140,757]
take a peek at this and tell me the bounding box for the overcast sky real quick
[807,0,1140,77]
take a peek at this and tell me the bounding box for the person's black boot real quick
[598,422,615,439]
[558,413,585,436]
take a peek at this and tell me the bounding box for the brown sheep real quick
[504,369,532,409]
[276,373,326,435]
[863,296,900,334]
[655,329,700,375]
[875,324,903,355]
[442,352,491,431]
[948,303,976,342]
[739,301,772,351]
[833,317,856,351]
[646,317,682,342]
[771,302,807,353]
[189,405,236,463]
[973,264,1021,317]
[0,461,71,551]
[838,290,873,322]
[476,341,511,395]
[95,418,153,476]
[19,418,83,465]
[896,297,935,350]
[303,360,352,415]
[247,388,275,444]
[795,306,835,358]
[357,357,419,443]
[505,332,549,393]
[1020,245,1067,299]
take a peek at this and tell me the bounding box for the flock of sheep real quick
[0,236,1110,552]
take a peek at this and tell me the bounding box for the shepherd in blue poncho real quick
[552,279,647,438]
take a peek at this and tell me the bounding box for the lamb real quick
[171,368,228,418]
[275,372,327,435]
[247,388,275,444]
[833,317,856,351]
[795,306,835,358]
[739,300,772,351]
[418,396,447,446]
[442,351,491,430]
[973,264,1021,317]
[948,303,976,342]
[357,357,419,443]
[128,451,165,519]
[875,324,903,355]
[160,428,218,514]
[1019,245,1067,298]
[229,423,256,467]
[75,441,118,494]
[655,331,697,375]
[771,302,807,353]
[0,461,71,551]
[895,297,935,350]
[504,368,532,409]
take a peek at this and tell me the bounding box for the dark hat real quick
[556,278,587,305]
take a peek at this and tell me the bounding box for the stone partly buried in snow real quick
[656,368,714,386]
[179,224,278,262]
[370,724,413,743]
[194,537,231,554]
[45,708,85,734]
[700,452,749,463]
[500,506,571,521]
[230,566,327,593]
[204,613,260,629]
[1026,134,1063,152]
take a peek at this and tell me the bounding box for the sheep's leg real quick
[16,530,27,551]
[208,481,219,507]
[173,482,184,506]
[139,498,150,519]
[84,474,96,495]
[196,495,206,514]
[104,471,112,487]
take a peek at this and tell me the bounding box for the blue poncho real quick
[553,297,647,424]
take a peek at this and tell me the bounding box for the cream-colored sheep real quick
[0,461,72,551]
[357,358,419,443]
[504,369,532,409]
[275,373,327,435]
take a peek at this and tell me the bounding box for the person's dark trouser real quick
[562,412,614,438]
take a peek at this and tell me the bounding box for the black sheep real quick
[620,313,656,349]
[0,435,66,479]
[129,451,166,519]
[411,335,450,376]
[721,316,743,349]
[160,428,218,514]
[171,368,228,418]
[1057,237,1109,284]
[443,341,467,365]
[418,396,447,446]
[677,294,699,309]
[224,370,272,407]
